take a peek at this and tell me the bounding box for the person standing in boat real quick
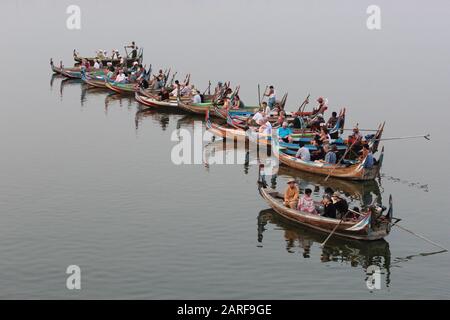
[297,188,317,214]
[126,41,138,59]
[264,85,276,110]
[284,179,299,209]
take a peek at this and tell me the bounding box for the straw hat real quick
[332,191,342,199]
[287,178,296,184]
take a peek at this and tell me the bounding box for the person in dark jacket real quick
[322,195,336,219]
[332,191,349,218]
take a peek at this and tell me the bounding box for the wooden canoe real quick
[105,81,138,94]
[258,167,393,241]
[273,137,384,181]
[73,48,143,68]
[135,92,180,108]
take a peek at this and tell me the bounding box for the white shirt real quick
[115,73,126,83]
[264,105,271,116]
[252,112,264,124]
[94,62,100,69]
[296,147,311,161]
[262,121,272,135]
[192,94,201,104]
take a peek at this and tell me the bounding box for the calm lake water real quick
[0,0,449,299]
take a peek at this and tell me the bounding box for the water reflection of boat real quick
[257,209,391,286]
[104,93,135,111]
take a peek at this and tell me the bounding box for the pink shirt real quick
[297,196,317,214]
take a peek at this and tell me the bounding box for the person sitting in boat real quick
[327,111,338,128]
[250,109,265,126]
[192,90,202,104]
[310,139,325,161]
[277,122,293,143]
[258,118,272,135]
[115,70,127,83]
[359,144,374,168]
[261,101,271,117]
[295,143,311,161]
[111,49,121,60]
[321,195,336,219]
[96,50,106,60]
[284,179,299,209]
[348,125,362,143]
[316,144,336,164]
[214,81,223,95]
[297,188,317,214]
[331,192,349,219]
[93,59,100,69]
[139,77,149,89]
[313,97,328,115]
[319,126,331,144]
[264,85,276,109]
[170,80,180,97]
[275,110,286,127]
[232,95,244,109]
[159,87,170,101]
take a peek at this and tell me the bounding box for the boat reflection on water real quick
[104,93,134,111]
[203,137,273,174]
[134,106,190,131]
[257,209,392,287]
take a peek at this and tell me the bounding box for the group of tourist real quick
[283,179,357,220]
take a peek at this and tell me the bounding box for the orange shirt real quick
[284,186,299,203]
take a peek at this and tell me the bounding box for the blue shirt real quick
[363,153,374,168]
[277,127,292,138]
[325,151,336,164]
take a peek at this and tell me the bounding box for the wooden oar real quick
[203,81,211,95]
[258,84,261,106]
[324,138,360,181]
[376,134,430,141]
[320,211,350,247]
[297,93,310,113]
[394,224,447,251]
[260,85,268,104]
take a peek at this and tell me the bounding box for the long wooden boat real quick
[105,81,138,94]
[273,135,384,181]
[205,110,272,144]
[50,59,79,76]
[257,165,393,241]
[73,48,143,68]
[135,92,180,108]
